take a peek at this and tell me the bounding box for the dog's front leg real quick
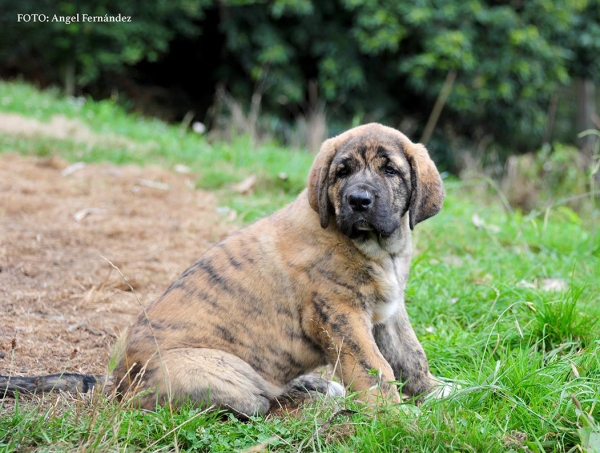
[306,305,401,404]
[372,304,435,398]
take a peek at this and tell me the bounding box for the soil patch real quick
[0,153,234,377]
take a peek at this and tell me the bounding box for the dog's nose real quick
[348,191,374,212]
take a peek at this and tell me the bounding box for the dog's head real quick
[307,123,445,239]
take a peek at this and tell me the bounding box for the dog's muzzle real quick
[339,185,381,237]
[348,190,375,212]
[338,182,399,239]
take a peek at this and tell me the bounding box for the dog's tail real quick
[0,373,110,397]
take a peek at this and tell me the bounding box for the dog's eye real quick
[383,165,397,175]
[336,167,350,178]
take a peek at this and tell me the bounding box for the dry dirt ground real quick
[0,153,234,380]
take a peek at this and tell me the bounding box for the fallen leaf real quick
[570,361,580,378]
[472,213,501,233]
[61,162,86,177]
[136,179,170,191]
[232,175,257,194]
[539,278,568,292]
[174,164,191,174]
[517,280,537,289]
[74,208,107,222]
[517,278,568,292]
[472,213,485,228]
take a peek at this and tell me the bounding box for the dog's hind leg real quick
[283,374,345,398]
[130,348,283,417]
[271,374,345,411]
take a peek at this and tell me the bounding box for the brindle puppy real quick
[1,124,445,417]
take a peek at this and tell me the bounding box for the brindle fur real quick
[1,124,445,416]
[113,123,445,414]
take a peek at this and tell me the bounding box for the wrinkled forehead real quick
[331,131,409,166]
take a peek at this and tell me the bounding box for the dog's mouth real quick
[338,198,401,240]
[348,217,390,240]
[351,219,374,234]
[338,214,372,239]
[340,214,399,240]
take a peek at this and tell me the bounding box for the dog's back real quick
[112,196,341,413]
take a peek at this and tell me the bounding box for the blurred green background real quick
[2,0,599,175]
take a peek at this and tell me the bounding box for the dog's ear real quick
[404,142,445,230]
[307,137,338,229]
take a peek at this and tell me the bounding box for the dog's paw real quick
[327,380,346,397]
[426,377,461,399]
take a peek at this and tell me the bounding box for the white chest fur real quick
[371,254,410,324]
[350,215,413,324]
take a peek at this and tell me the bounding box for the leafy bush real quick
[2,0,600,166]
[1,0,209,89]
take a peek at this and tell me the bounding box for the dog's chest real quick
[370,256,407,324]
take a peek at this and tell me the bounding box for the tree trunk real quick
[576,77,596,163]
[64,54,76,97]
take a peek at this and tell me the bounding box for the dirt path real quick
[0,153,234,377]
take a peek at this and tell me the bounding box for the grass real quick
[1,80,599,452]
[0,81,314,222]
